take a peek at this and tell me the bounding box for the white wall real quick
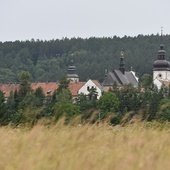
[78,79,102,99]
[153,70,170,80]
[153,78,162,90]
[68,77,79,83]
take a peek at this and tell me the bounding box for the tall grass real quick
[0,121,170,170]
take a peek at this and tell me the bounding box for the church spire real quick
[153,29,170,73]
[119,49,125,74]
[160,27,163,45]
[158,28,166,60]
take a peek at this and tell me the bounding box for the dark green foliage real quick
[18,93,37,109]
[157,98,170,122]
[18,71,32,101]
[158,110,170,122]
[53,102,80,122]
[110,113,123,125]
[140,74,153,90]
[57,75,70,94]
[76,93,93,111]
[5,91,16,124]
[53,89,80,121]
[0,35,168,83]
[0,90,6,124]
[34,87,45,107]
[114,84,141,113]
[98,91,120,113]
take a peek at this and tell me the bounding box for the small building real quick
[78,79,102,99]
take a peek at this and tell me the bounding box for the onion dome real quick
[67,60,79,78]
[67,60,76,75]
[153,44,170,71]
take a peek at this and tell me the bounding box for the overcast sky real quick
[0,0,170,42]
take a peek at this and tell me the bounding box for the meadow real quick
[0,121,170,170]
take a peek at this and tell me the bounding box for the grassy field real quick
[0,121,170,170]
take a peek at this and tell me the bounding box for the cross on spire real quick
[160,27,163,44]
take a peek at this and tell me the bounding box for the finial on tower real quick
[160,27,163,44]
[120,49,125,58]
[161,27,163,35]
[119,49,125,74]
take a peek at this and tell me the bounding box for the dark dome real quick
[153,60,170,70]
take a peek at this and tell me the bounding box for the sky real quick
[0,0,170,42]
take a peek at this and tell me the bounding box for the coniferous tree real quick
[0,90,6,124]
[18,71,32,102]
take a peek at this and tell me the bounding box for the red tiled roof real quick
[160,80,170,86]
[31,82,59,96]
[0,82,86,98]
[68,82,86,96]
[92,80,101,88]
[0,84,19,98]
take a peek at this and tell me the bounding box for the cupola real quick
[153,44,170,71]
[67,60,79,82]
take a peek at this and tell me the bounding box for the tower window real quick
[158,74,162,78]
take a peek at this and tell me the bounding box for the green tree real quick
[57,75,70,94]
[76,93,93,111]
[6,91,16,123]
[0,90,6,124]
[34,87,45,107]
[140,74,153,90]
[53,89,79,122]
[18,71,32,101]
[118,84,139,113]
[98,91,120,113]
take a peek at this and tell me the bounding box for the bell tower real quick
[153,28,170,81]
[119,49,125,74]
[67,60,79,83]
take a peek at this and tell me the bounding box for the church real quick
[153,41,170,89]
[102,50,139,89]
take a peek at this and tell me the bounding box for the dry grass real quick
[0,121,170,170]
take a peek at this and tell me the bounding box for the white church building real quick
[153,42,170,89]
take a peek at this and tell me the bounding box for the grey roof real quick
[125,71,138,87]
[102,69,138,87]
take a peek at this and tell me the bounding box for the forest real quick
[1,34,170,83]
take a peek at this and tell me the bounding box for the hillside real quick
[0,34,170,83]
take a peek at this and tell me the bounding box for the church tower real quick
[67,60,79,82]
[119,50,125,74]
[153,29,170,81]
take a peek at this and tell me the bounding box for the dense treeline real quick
[1,34,170,83]
[0,72,170,127]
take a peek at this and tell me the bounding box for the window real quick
[158,74,162,78]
